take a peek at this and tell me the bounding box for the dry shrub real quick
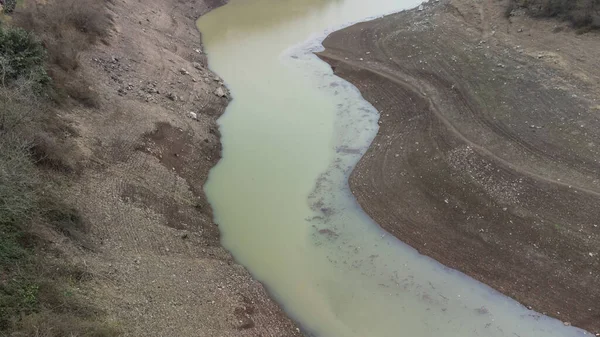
[13,0,113,106]
[0,84,39,232]
[47,69,100,108]
[505,0,517,18]
[1,6,111,334]
[0,132,37,227]
[30,132,82,173]
[0,80,84,173]
[15,0,113,44]
[39,198,93,249]
[509,0,600,30]
[66,0,113,42]
[13,311,120,337]
[0,84,102,335]
[63,79,101,108]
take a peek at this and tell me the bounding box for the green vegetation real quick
[0,3,118,335]
[507,0,600,31]
[0,26,50,88]
[0,82,118,336]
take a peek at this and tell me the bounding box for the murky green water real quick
[198,1,589,336]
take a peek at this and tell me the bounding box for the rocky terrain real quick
[319,0,600,333]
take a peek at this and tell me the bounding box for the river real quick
[197,1,589,336]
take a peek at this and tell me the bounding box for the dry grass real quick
[12,312,120,337]
[0,26,113,335]
[507,0,600,30]
[13,311,119,337]
[15,0,113,44]
[0,83,40,232]
[0,78,84,174]
[13,0,114,107]
[30,132,83,173]
[0,83,103,334]
[0,0,119,335]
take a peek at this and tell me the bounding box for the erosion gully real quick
[197,1,589,336]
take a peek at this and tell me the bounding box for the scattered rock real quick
[563,322,571,326]
[187,111,198,120]
[180,68,189,75]
[167,92,177,101]
[193,62,203,70]
[214,86,227,98]
[418,4,424,11]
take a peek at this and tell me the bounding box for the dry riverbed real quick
[318,0,600,333]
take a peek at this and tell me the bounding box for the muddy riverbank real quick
[8,0,302,335]
[319,0,600,333]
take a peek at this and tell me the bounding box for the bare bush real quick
[30,132,82,173]
[13,0,113,106]
[15,0,113,43]
[0,132,37,228]
[508,0,600,30]
[65,0,113,42]
[0,86,39,229]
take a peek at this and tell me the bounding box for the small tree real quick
[0,26,49,88]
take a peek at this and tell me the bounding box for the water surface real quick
[198,1,590,336]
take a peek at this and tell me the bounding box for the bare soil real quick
[26,0,303,335]
[318,0,600,333]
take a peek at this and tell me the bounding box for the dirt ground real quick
[36,0,303,335]
[318,0,600,333]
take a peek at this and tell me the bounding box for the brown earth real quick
[318,0,600,333]
[12,0,303,335]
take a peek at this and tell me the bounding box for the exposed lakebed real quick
[198,1,591,336]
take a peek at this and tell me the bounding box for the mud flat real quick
[318,0,600,333]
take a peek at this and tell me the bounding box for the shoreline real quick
[318,0,600,333]
[34,0,303,335]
